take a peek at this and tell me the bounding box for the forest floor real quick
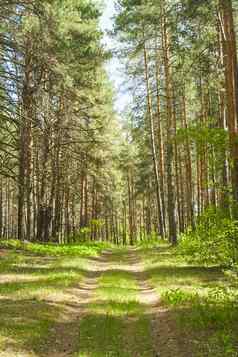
[0,242,237,357]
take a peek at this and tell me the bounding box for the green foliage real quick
[178,207,238,265]
[176,123,228,151]
[90,219,105,228]
[140,245,238,356]
[161,287,238,356]
[0,239,111,257]
[76,226,91,242]
[21,14,41,34]
[162,288,199,306]
[162,286,238,320]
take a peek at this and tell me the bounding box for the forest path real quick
[1,244,234,357]
[0,246,190,357]
[1,245,235,357]
[44,248,185,357]
[43,247,164,357]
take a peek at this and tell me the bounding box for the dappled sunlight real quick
[1,245,237,356]
[139,245,238,357]
[77,249,155,357]
[0,297,61,355]
[78,312,153,357]
[141,247,232,295]
[0,248,96,355]
[0,272,81,296]
[90,300,143,316]
[0,247,156,356]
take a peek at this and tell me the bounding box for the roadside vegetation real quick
[1,233,238,356]
[0,239,111,257]
[0,241,110,356]
[140,229,238,356]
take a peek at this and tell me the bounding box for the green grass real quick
[0,239,111,256]
[0,241,109,355]
[3,240,237,356]
[77,250,154,357]
[0,298,60,354]
[139,245,238,357]
[140,244,229,293]
[93,271,141,315]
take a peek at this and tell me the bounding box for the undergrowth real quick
[0,239,111,256]
[0,244,95,355]
[161,287,238,356]
[140,243,238,357]
[177,207,238,266]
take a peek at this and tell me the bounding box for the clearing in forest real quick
[0,243,237,357]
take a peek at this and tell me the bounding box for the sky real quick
[99,0,131,113]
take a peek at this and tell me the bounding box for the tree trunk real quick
[161,5,177,244]
[143,38,164,238]
[219,0,238,216]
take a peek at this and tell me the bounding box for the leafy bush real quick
[177,207,238,266]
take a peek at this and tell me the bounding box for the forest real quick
[0,0,238,356]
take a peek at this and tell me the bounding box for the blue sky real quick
[100,0,131,113]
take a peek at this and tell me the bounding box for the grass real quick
[77,250,154,357]
[2,239,237,356]
[0,239,111,256]
[139,244,238,357]
[0,298,59,355]
[0,240,109,356]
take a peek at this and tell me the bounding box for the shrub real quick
[177,207,238,266]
